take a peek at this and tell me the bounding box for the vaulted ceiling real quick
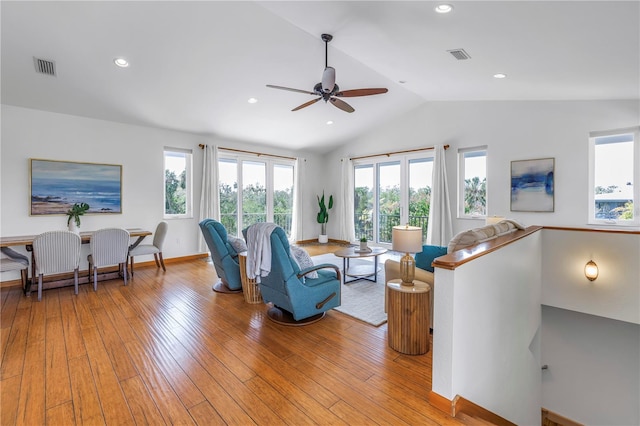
[2,1,638,154]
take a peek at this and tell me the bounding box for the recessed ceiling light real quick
[114,58,129,68]
[248,97,258,104]
[493,73,507,79]
[435,4,453,13]
[326,120,334,125]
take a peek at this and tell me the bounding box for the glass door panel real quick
[354,165,374,241]
[242,161,266,228]
[273,164,294,235]
[377,161,401,243]
[408,158,433,242]
[218,159,238,235]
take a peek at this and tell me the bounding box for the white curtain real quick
[289,158,304,243]
[198,144,219,252]
[426,144,453,246]
[338,157,356,242]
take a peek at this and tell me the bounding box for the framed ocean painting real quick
[30,159,122,215]
[510,157,554,212]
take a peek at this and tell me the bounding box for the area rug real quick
[311,253,388,327]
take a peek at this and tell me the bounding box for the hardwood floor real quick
[0,256,461,425]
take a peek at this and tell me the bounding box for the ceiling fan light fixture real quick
[322,67,336,93]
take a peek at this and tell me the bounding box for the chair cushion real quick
[290,246,318,279]
[414,245,448,273]
[227,236,247,254]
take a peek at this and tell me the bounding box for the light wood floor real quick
[0,254,461,425]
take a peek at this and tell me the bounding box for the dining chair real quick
[129,221,168,276]
[32,230,82,301]
[88,228,130,290]
[0,248,30,293]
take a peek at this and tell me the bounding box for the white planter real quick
[68,221,80,234]
[318,234,328,244]
[360,242,368,251]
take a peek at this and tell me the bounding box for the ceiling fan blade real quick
[266,84,316,95]
[322,67,336,93]
[335,88,389,97]
[329,97,355,113]
[292,97,322,111]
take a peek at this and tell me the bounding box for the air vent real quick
[447,49,471,60]
[33,57,56,76]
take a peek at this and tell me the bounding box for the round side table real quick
[386,279,431,355]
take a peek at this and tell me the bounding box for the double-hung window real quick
[588,127,639,226]
[458,147,487,218]
[164,147,193,218]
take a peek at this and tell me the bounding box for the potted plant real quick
[359,237,368,251]
[316,191,333,243]
[66,202,90,233]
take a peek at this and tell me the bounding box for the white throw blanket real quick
[246,222,278,282]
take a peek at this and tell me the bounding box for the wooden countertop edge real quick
[432,226,543,271]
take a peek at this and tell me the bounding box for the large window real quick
[354,154,433,244]
[589,127,639,226]
[218,153,295,237]
[458,147,487,218]
[164,148,192,218]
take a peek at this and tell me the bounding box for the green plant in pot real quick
[359,237,368,251]
[316,191,333,243]
[66,202,90,233]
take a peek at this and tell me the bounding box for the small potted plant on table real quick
[359,237,368,251]
[66,202,90,234]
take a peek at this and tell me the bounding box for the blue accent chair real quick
[199,219,242,293]
[248,225,342,325]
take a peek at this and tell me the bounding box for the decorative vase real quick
[319,222,328,243]
[68,221,80,234]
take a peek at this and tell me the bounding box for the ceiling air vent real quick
[447,49,471,60]
[33,57,56,76]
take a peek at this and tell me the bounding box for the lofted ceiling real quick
[1,1,638,154]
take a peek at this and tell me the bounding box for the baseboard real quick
[542,408,584,426]
[428,392,515,426]
[0,253,210,290]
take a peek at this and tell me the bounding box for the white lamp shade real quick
[392,225,423,253]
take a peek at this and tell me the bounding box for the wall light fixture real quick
[584,260,599,281]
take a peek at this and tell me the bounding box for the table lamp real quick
[392,225,423,286]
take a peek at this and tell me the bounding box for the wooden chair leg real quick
[38,274,43,301]
[74,268,79,295]
[130,256,135,276]
[153,253,160,268]
[158,252,166,271]
[123,263,128,286]
[93,267,98,291]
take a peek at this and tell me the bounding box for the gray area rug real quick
[311,253,388,327]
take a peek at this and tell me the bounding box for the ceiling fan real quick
[266,34,388,113]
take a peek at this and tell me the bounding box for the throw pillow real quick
[227,236,247,254]
[290,246,318,279]
[414,245,448,273]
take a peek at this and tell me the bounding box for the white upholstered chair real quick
[129,221,168,276]
[32,230,82,301]
[88,228,130,290]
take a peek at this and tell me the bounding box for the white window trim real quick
[163,147,193,219]
[457,146,488,220]
[588,126,640,227]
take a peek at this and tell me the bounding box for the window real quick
[164,148,192,218]
[589,127,639,226]
[458,147,487,218]
[218,153,295,237]
[354,153,433,244]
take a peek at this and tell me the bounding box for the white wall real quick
[433,230,542,425]
[323,100,640,236]
[542,306,640,426]
[0,105,323,279]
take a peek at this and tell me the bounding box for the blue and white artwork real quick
[510,158,554,212]
[30,159,122,215]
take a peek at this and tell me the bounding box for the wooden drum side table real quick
[238,252,263,304]
[386,279,431,355]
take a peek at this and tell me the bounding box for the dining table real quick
[1,228,152,295]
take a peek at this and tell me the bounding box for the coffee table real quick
[333,246,387,284]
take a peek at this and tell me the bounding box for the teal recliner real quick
[246,224,342,325]
[199,219,242,293]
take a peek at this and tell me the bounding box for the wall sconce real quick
[584,260,599,281]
